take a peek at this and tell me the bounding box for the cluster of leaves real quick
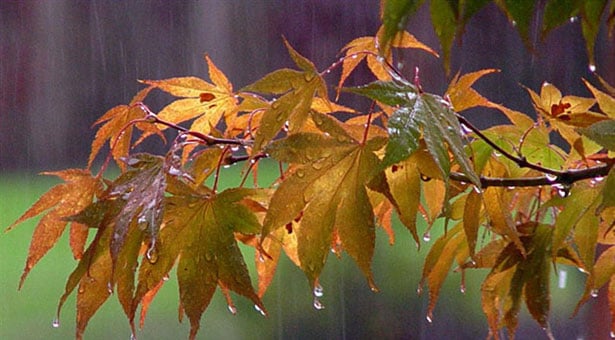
[8,1,615,339]
[383,0,615,73]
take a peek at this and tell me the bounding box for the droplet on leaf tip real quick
[254,304,266,316]
[589,64,596,72]
[426,314,433,323]
[569,16,578,23]
[313,284,324,298]
[590,289,599,298]
[107,282,114,294]
[610,330,615,338]
[52,318,60,328]
[460,284,466,294]
[422,232,431,242]
[130,332,137,340]
[162,274,170,281]
[228,305,237,315]
[313,297,325,310]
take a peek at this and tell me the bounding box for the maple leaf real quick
[262,112,385,291]
[6,169,103,288]
[337,26,437,95]
[241,39,329,154]
[347,79,481,187]
[445,69,500,112]
[419,223,469,322]
[133,185,265,339]
[481,224,554,338]
[89,86,163,170]
[141,55,238,158]
[527,82,608,153]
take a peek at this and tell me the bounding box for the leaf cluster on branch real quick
[7,1,615,339]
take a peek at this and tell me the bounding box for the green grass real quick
[0,164,589,339]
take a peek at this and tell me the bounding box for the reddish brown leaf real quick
[6,169,102,288]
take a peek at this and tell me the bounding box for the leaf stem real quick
[133,102,250,147]
[455,113,566,177]
[449,162,611,187]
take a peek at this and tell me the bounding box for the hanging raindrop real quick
[425,314,433,323]
[254,304,266,316]
[228,305,237,315]
[589,64,597,72]
[313,284,324,298]
[610,330,615,338]
[422,232,431,242]
[52,318,60,328]
[590,289,599,298]
[146,243,159,264]
[545,173,558,182]
[313,297,325,310]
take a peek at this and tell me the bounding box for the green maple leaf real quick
[262,112,385,291]
[133,184,265,340]
[241,39,329,153]
[347,80,480,188]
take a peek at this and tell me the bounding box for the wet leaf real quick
[337,27,437,94]
[349,80,480,188]
[577,120,615,151]
[89,86,162,169]
[446,69,500,112]
[263,124,384,290]
[420,223,468,319]
[6,169,102,288]
[379,0,425,54]
[242,40,328,153]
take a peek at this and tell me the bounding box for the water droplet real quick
[311,160,324,170]
[569,16,578,23]
[473,186,482,194]
[590,289,599,298]
[376,56,385,63]
[422,232,431,242]
[313,284,324,297]
[578,267,588,274]
[230,145,240,152]
[417,285,423,295]
[258,252,266,263]
[426,314,433,323]
[254,304,266,316]
[350,54,358,59]
[52,318,60,328]
[558,269,567,289]
[511,20,517,27]
[130,332,137,340]
[78,286,85,294]
[420,174,431,182]
[228,305,237,315]
[610,330,615,338]
[223,164,232,169]
[592,176,605,183]
[146,243,159,264]
[107,282,114,294]
[554,184,571,198]
[493,151,502,157]
[460,124,472,135]
[460,284,466,294]
[545,173,558,182]
[313,297,325,310]
[589,64,597,72]
[296,169,305,178]
[162,274,170,281]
